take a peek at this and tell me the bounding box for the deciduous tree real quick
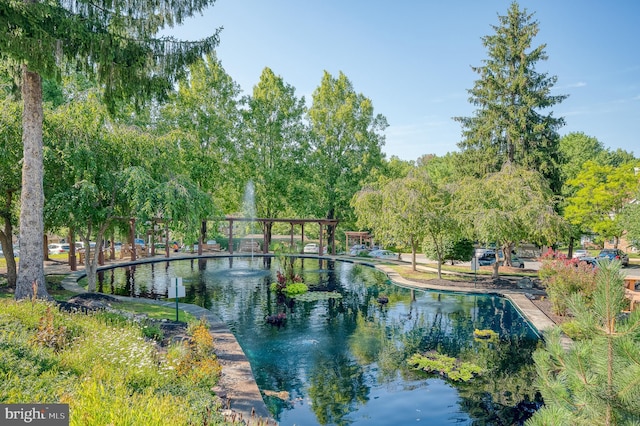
[0,98,22,288]
[453,163,567,278]
[242,67,307,247]
[308,71,387,245]
[564,161,639,248]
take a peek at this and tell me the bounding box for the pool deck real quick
[41,251,564,424]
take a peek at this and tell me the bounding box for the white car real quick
[303,243,319,254]
[48,243,70,254]
[572,249,589,259]
[370,250,398,260]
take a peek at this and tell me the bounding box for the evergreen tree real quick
[529,260,640,425]
[454,1,566,194]
[1,0,220,299]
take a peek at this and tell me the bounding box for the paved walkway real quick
[44,251,564,423]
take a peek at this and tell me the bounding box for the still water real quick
[87,256,542,425]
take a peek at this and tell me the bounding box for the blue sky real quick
[166,0,640,161]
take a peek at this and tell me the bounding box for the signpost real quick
[168,277,185,321]
[470,258,478,288]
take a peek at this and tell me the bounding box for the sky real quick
[165,0,640,161]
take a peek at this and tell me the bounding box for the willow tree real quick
[1,0,220,299]
[353,170,456,275]
[454,1,566,194]
[453,163,567,279]
[0,98,22,289]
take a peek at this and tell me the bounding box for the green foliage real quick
[159,54,244,213]
[537,250,597,316]
[308,70,387,231]
[529,261,640,425]
[454,163,568,277]
[281,282,308,296]
[473,329,499,342]
[454,2,566,193]
[621,199,640,250]
[353,168,459,275]
[242,67,308,245]
[564,160,639,244]
[408,351,483,382]
[0,300,225,424]
[424,237,474,265]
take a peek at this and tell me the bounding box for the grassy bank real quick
[0,298,229,425]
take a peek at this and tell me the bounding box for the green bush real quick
[538,250,597,316]
[282,282,308,296]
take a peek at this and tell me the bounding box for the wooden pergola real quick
[62,216,339,271]
[214,217,339,256]
[344,231,373,249]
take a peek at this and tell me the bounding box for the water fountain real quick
[241,180,257,260]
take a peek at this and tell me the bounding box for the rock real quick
[517,277,534,289]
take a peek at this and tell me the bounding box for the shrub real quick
[538,249,597,316]
[282,282,308,296]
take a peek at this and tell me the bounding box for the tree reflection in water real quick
[87,257,541,425]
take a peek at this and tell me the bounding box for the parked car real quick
[48,243,70,254]
[572,249,589,259]
[477,252,525,268]
[303,243,320,254]
[598,249,629,266]
[577,256,599,268]
[475,248,495,258]
[350,248,370,256]
[370,250,398,260]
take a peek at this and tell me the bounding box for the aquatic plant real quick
[408,351,483,382]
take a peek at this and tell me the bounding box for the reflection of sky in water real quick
[90,257,541,425]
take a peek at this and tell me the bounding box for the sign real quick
[470,258,479,272]
[168,277,185,298]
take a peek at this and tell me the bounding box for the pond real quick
[85,256,542,425]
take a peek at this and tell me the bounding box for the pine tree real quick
[1,0,220,299]
[528,260,640,425]
[454,1,567,194]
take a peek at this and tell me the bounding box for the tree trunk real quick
[15,66,49,300]
[264,221,273,253]
[0,190,17,288]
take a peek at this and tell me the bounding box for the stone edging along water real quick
[55,253,562,423]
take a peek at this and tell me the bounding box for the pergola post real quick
[228,219,234,254]
[129,218,136,261]
[290,223,294,251]
[164,221,170,258]
[319,223,324,257]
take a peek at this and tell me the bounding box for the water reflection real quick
[85,257,541,425]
